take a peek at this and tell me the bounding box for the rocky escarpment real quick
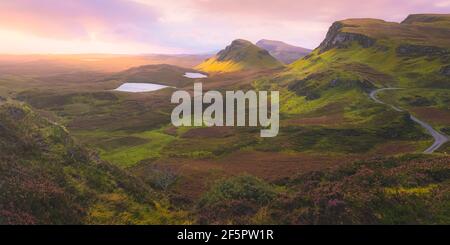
[288,70,376,100]
[318,22,376,53]
[401,14,450,24]
[396,44,449,57]
[440,65,450,77]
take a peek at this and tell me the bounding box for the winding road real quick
[369,88,449,154]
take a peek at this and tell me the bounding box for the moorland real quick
[0,14,449,224]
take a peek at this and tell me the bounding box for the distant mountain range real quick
[256,39,311,64]
[196,39,283,73]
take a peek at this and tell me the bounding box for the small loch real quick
[114,83,169,92]
[183,72,208,79]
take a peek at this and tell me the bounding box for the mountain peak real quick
[196,39,283,73]
[215,39,260,62]
[230,39,253,46]
[256,39,311,64]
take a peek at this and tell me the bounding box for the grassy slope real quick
[0,102,189,224]
[289,16,450,87]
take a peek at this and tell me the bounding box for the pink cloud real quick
[0,0,449,53]
[185,0,450,22]
[0,0,159,41]
[140,0,450,51]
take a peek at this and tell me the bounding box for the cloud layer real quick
[0,0,449,54]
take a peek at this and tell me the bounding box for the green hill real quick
[256,14,450,156]
[196,39,283,73]
[283,14,450,100]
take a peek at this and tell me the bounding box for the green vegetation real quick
[0,102,189,224]
[261,15,450,155]
[195,155,450,224]
[272,155,450,225]
[76,129,176,168]
[377,88,450,125]
[197,175,277,224]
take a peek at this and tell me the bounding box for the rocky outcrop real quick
[440,65,450,77]
[327,78,375,92]
[287,77,321,100]
[287,70,376,100]
[318,22,375,53]
[396,44,449,57]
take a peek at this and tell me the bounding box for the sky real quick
[0,0,449,54]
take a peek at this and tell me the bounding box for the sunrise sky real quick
[0,0,449,54]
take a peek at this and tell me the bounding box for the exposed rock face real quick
[288,78,320,100]
[288,70,376,100]
[318,22,375,53]
[440,65,450,77]
[396,44,449,57]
